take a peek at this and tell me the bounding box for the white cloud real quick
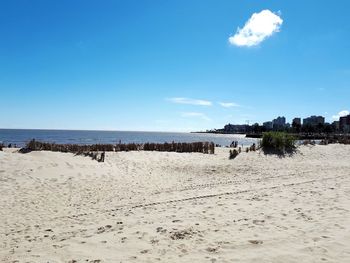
[229,9,283,47]
[332,110,349,121]
[218,102,240,108]
[181,112,211,121]
[167,97,212,106]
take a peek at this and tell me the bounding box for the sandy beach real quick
[1,144,350,262]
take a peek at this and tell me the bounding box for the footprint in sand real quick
[150,238,159,244]
[252,219,265,225]
[248,240,263,245]
[206,247,220,253]
[65,162,74,169]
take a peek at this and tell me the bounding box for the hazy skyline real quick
[1,0,349,131]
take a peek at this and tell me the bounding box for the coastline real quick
[0,129,257,148]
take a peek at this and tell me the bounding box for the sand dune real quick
[1,145,350,262]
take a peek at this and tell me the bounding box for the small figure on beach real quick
[99,152,105,162]
[230,141,238,148]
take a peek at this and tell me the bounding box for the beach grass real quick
[20,139,215,155]
[261,132,296,153]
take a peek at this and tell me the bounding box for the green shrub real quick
[261,132,296,153]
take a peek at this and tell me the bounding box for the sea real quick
[0,129,259,148]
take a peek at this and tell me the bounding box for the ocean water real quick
[0,129,258,148]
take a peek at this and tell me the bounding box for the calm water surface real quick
[0,129,258,147]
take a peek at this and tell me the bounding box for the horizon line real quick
[0,127,198,133]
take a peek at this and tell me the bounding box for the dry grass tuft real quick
[19,139,215,159]
[229,149,239,159]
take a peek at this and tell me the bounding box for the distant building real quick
[292,118,301,126]
[339,115,350,132]
[303,115,325,126]
[332,121,340,131]
[263,121,273,130]
[272,116,286,130]
[223,123,249,133]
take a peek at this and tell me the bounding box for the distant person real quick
[100,152,105,162]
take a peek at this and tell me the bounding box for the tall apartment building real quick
[303,115,325,126]
[339,115,350,132]
[272,116,286,130]
[292,118,301,126]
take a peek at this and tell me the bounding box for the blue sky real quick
[0,0,349,131]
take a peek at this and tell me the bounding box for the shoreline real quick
[0,130,257,148]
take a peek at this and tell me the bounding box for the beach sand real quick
[1,144,350,262]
